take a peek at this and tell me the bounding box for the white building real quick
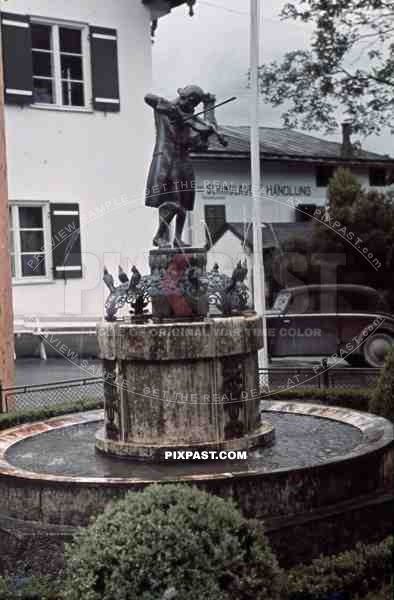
[0,0,194,355]
[188,124,394,283]
[191,124,394,248]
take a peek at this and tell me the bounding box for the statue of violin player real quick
[145,86,233,248]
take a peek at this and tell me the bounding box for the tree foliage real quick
[273,169,394,308]
[259,0,394,135]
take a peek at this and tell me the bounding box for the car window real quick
[287,289,336,314]
[337,289,387,313]
[287,290,317,313]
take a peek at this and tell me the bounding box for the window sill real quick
[29,103,94,114]
[12,278,56,286]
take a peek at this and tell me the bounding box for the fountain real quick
[96,248,273,461]
[1,247,392,566]
[0,87,392,567]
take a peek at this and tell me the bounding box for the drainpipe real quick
[0,43,15,409]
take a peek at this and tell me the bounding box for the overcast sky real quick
[152,0,392,157]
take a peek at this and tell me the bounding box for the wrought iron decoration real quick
[103,259,250,321]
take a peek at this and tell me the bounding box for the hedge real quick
[0,398,103,432]
[0,536,391,599]
[285,536,393,600]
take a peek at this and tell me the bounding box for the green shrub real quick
[285,536,393,599]
[263,387,371,412]
[369,347,394,421]
[0,398,103,432]
[64,484,283,600]
[0,574,62,599]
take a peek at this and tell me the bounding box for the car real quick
[267,284,394,368]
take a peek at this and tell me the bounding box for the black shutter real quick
[90,26,120,112]
[50,204,83,279]
[1,12,33,105]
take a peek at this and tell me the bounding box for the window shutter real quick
[90,26,120,112]
[50,204,83,279]
[1,12,33,105]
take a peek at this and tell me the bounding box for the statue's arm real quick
[144,94,178,117]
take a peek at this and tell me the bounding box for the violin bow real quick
[181,96,237,124]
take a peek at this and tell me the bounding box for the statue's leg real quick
[174,207,191,248]
[153,204,176,248]
[173,165,194,248]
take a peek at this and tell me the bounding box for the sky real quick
[151,0,392,157]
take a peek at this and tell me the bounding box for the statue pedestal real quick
[149,248,208,321]
[96,314,274,461]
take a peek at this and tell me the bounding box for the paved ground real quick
[15,358,102,386]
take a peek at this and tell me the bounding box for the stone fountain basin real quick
[0,402,392,529]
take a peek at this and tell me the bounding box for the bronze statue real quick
[145,85,228,248]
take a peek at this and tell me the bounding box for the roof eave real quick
[191,151,394,166]
[142,0,194,17]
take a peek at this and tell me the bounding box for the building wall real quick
[207,228,252,278]
[4,0,155,320]
[191,158,371,246]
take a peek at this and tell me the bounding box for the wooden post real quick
[0,44,15,410]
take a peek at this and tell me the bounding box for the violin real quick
[173,105,228,148]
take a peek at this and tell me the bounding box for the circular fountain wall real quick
[0,403,392,529]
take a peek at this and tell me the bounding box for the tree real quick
[63,484,282,600]
[370,346,394,421]
[274,169,394,309]
[259,0,394,135]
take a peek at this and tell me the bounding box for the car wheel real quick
[363,332,394,368]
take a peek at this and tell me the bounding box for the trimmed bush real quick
[285,536,393,599]
[369,347,394,422]
[63,484,283,600]
[0,398,103,432]
[263,387,371,412]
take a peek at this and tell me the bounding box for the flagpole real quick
[250,0,269,371]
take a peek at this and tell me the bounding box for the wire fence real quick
[0,367,381,414]
[258,367,380,392]
[2,377,104,413]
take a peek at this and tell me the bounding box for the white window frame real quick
[30,17,92,111]
[9,202,53,284]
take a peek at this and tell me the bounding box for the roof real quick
[210,220,316,251]
[143,1,193,11]
[194,126,393,164]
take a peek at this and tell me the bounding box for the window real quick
[369,168,387,187]
[2,13,120,112]
[204,205,226,244]
[316,166,336,188]
[9,204,50,280]
[31,22,88,108]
